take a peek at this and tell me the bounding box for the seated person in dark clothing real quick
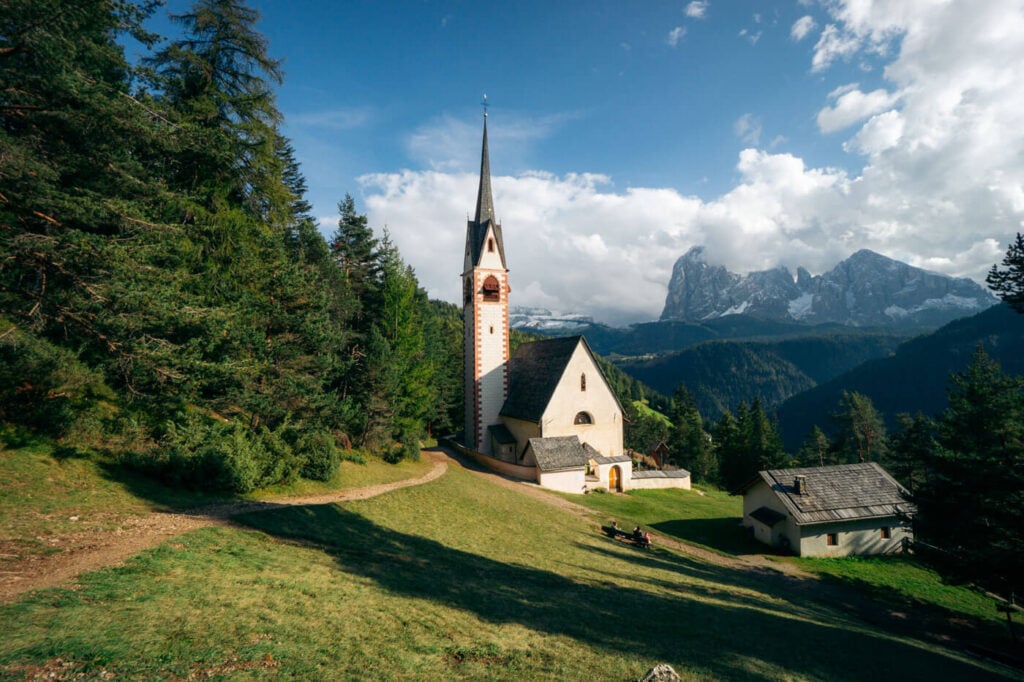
[632,525,642,540]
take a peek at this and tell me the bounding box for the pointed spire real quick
[474,110,495,225]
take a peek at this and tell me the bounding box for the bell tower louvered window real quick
[482,275,500,302]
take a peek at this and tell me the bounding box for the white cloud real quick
[816,85,899,133]
[359,0,1024,326]
[791,15,817,41]
[733,113,762,146]
[685,1,708,19]
[666,26,687,47]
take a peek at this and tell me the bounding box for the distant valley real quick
[512,247,1009,433]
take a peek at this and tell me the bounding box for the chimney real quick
[794,475,807,495]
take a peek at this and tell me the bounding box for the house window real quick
[580,373,587,391]
[826,533,838,546]
[487,238,495,252]
[574,412,593,425]
[880,527,891,539]
[482,275,500,302]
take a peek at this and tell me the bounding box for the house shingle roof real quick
[526,436,589,471]
[499,336,583,422]
[754,462,914,526]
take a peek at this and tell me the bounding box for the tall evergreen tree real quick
[913,347,1024,603]
[796,426,832,467]
[986,233,1024,314]
[831,390,887,463]
[884,413,934,493]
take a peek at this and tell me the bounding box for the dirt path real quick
[0,451,448,604]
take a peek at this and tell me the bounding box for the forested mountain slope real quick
[616,333,904,420]
[776,303,1024,450]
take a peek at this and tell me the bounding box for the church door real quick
[609,465,621,492]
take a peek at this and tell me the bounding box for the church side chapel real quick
[459,109,632,494]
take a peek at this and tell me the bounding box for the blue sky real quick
[143,1,1024,325]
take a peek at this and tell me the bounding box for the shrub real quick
[298,430,341,481]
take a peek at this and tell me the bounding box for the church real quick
[458,111,633,494]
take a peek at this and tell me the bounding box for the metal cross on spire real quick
[481,93,488,118]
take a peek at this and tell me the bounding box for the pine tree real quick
[831,391,887,463]
[884,413,934,493]
[914,347,1024,602]
[986,233,1024,313]
[796,426,832,467]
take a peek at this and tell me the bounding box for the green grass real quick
[0,438,432,565]
[568,485,763,555]
[795,555,1005,625]
[632,399,671,426]
[1,461,1016,681]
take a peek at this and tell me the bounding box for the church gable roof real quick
[499,335,582,422]
[526,436,589,471]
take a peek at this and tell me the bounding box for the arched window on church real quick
[482,275,500,302]
[574,411,593,425]
[580,373,587,391]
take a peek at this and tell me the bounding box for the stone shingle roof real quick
[526,436,589,472]
[590,454,632,465]
[499,336,583,422]
[751,462,914,526]
[631,469,691,479]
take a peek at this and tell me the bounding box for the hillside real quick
[776,304,1024,450]
[0,440,1015,681]
[616,333,905,420]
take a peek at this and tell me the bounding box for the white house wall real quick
[540,345,623,458]
[797,518,911,557]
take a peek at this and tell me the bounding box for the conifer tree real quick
[831,391,887,463]
[986,233,1024,314]
[884,413,934,493]
[914,347,1024,602]
[796,426,832,467]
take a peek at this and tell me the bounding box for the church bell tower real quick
[463,106,510,455]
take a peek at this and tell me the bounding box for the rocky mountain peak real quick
[661,247,996,329]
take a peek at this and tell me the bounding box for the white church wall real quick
[501,417,540,462]
[540,345,623,458]
[538,468,587,495]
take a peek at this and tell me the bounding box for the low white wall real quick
[630,475,691,490]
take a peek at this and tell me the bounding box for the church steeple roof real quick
[474,116,496,225]
[465,107,507,270]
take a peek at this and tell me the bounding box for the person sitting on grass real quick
[632,525,642,540]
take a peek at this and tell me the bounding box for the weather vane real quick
[481,93,488,117]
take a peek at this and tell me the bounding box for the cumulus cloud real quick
[666,26,687,47]
[791,15,817,41]
[359,0,1024,326]
[685,1,708,19]
[816,85,899,133]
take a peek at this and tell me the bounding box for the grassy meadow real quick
[2,443,1019,681]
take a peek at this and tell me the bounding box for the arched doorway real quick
[609,465,622,492]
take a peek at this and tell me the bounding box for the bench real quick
[601,525,651,548]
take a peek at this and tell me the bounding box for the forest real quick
[0,0,467,491]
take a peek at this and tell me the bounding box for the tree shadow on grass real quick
[234,504,1012,681]
[650,518,764,555]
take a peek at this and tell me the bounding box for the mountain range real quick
[661,247,996,329]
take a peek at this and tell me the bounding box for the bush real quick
[298,430,341,481]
